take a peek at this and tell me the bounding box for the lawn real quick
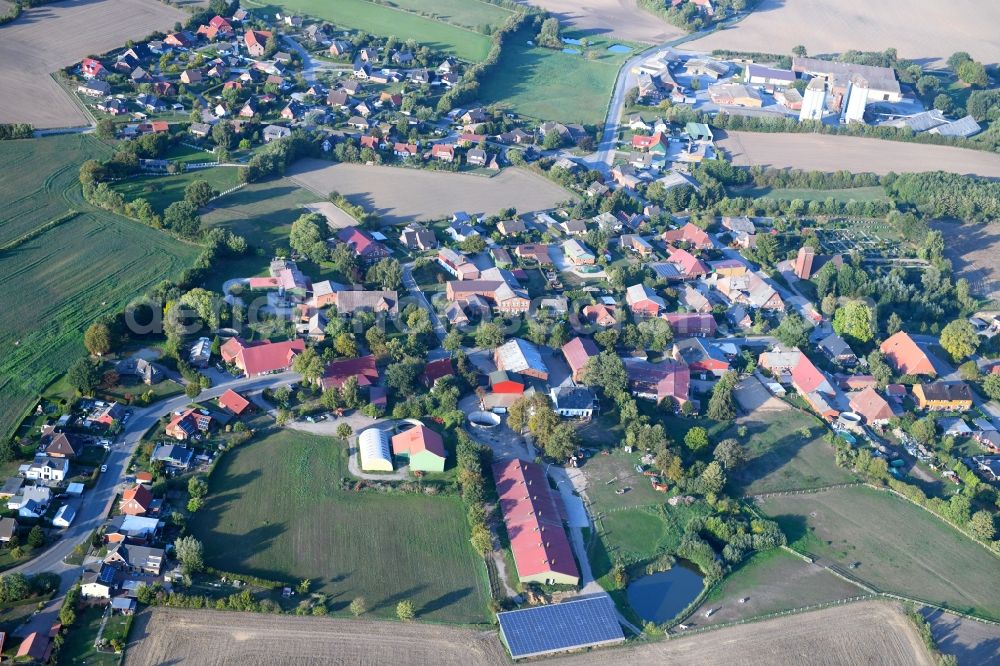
[0,135,201,442]
[252,0,495,61]
[190,427,491,624]
[759,485,1000,621]
[732,186,888,203]
[727,408,856,496]
[58,606,122,666]
[111,166,242,213]
[478,28,631,126]
[695,548,864,626]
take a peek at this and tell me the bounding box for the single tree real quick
[336,423,353,439]
[940,319,979,361]
[174,535,205,574]
[292,347,324,382]
[350,596,367,617]
[184,180,218,208]
[713,438,746,469]
[700,460,726,495]
[396,599,415,621]
[969,510,996,541]
[84,322,113,356]
[27,526,45,549]
[684,426,710,452]
[67,358,100,395]
[474,322,505,349]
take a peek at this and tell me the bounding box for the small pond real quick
[625,562,705,624]
[607,44,632,54]
[562,48,581,55]
[562,37,584,45]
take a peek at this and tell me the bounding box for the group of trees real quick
[507,393,578,461]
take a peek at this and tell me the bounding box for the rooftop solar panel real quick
[498,595,625,659]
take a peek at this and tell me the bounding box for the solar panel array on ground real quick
[497,595,625,659]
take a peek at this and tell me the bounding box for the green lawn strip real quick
[758,486,1000,621]
[250,0,492,61]
[57,605,122,666]
[111,167,242,214]
[190,428,491,623]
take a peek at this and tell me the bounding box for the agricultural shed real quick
[391,423,446,472]
[358,428,392,472]
[498,595,625,660]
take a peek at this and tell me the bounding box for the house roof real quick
[550,386,596,410]
[43,432,83,457]
[391,424,446,459]
[917,381,972,402]
[667,246,709,277]
[561,337,599,378]
[319,354,378,390]
[664,312,716,336]
[335,290,398,315]
[336,226,387,259]
[624,358,690,402]
[849,387,892,423]
[422,358,453,385]
[493,459,579,581]
[221,338,305,376]
[626,283,665,310]
[218,389,251,415]
[880,332,935,376]
[495,339,548,376]
[790,353,834,395]
[663,222,712,248]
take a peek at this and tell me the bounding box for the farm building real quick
[493,459,579,586]
[494,339,549,380]
[391,423,446,472]
[562,337,600,383]
[744,64,796,87]
[880,332,935,376]
[358,428,393,472]
[498,596,625,660]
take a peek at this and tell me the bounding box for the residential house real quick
[318,355,379,391]
[80,57,106,79]
[165,408,212,441]
[7,486,51,519]
[631,132,668,154]
[25,456,69,483]
[848,387,893,425]
[336,226,390,263]
[587,181,610,198]
[880,332,936,376]
[515,244,553,266]
[495,339,549,380]
[666,247,709,279]
[81,565,117,599]
[620,234,653,256]
[447,279,530,314]
[119,484,153,516]
[151,443,193,470]
[105,514,161,544]
[104,544,165,575]
[42,431,84,459]
[664,312,716,337]
[245,30,272,57]
[394,142,419,159]
[333,290,399,316]
[626,284,665,317]
[497,219,527,236]
[430,143,456,162]
[391,424,446,472]
[263,124,291,142]
[218,389,251,416]
[624,358,690,405]
[562,337,600,383]
[673,338,729,376]
[220,338,305,377]
[400,224,436,250]
[438,248,479,280]
[491,247,513,268]
[78,80,111,97]
[913,382,973,411]
[583,303,617,328]
[422,358,454,388]
[467,148,488,166]
[818,333,858,366]
[663,223,713,249]
[0,517,16,543]
[708,83,763,108]
[549,386,597,419]
[710,258,747,277]
[563,239,596,265]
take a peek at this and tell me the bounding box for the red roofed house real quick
[208,15,234,35]
[81,57,106,79]
[514,244,553,266]
[245,30,272,57]
[422,358,454,388]
[583,303,617,328]
[624,358,690,405]
[664,312,716,337]
[626,283,665,318]
[489,370,525,394]
[220,338,305,377]
[880,332,936,376]
[318,354,379,390]
[562,337,600,383]
[849,387,893,426]
[666,246,710,279]
[218,389,251,416]
[164,31,193,48]
[120,483,153,516]
[430,143,456,162]
[336,226,390,264]
[165,408,212,441]
[391,424,447,472]
[672,338,729,376]
[493,459,580,586]
[16,631,51,662]
[631,132,668,154]
[663,222,713,249]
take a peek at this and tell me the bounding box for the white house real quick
[25,456,69,483]
[549,387,596,419]
[53,504,76,528]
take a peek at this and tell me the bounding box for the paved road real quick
[402,262,449,350]
[10,370,300,633]
[594,43,665,170]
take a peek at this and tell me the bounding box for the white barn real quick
[358,428,393,472]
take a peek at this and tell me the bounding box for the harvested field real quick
[684,0,1000,67]
[759,486,1000,621]
[125,601,931,666]
[695,548,864,627]
[518,0,683,44]
[931,221,1000,300]
[288,161,575,225]
[923,608,1000,666]
[302,201,359,229]
[123,608,509,666]
[718,132,1000,179]
[0,0,185,128]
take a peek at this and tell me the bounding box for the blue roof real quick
[498,596,625,659]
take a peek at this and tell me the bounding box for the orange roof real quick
[849,387,893,423]
[391,425,446,459]
[663,222,713,249]
[880,332,935,376]
[218,389,251,415]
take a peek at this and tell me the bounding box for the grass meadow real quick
[0,135,199,441]
[759,486,1000,621]
[251,0,501,61]
[190,428,491,624]
[111,167,242,214]
[478,28,631,126]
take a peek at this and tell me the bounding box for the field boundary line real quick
[49,72,97,127]
[0,210,80,252]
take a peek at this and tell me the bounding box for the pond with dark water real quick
[625,561,705,624]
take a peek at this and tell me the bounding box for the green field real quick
[0,135,200,441]
[696,548,864,626]
[729,409,856,496]
[759,486,1000,621]
[190,428,491,623]
[735,186,888,203]
[252,0,496,61]
[375,0,513,32]
[58,606,123,666]
[478,28,631,125]
[112,167,242,213]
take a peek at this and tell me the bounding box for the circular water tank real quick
[468,411,501,428]
[838,412,863,432]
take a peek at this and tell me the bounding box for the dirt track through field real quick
[0,0,184,128]
[288,160,575,225]
[719,131,1000,179]
[684,0,1000,66]
[125,601,931,665]
[520,0,683,44]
